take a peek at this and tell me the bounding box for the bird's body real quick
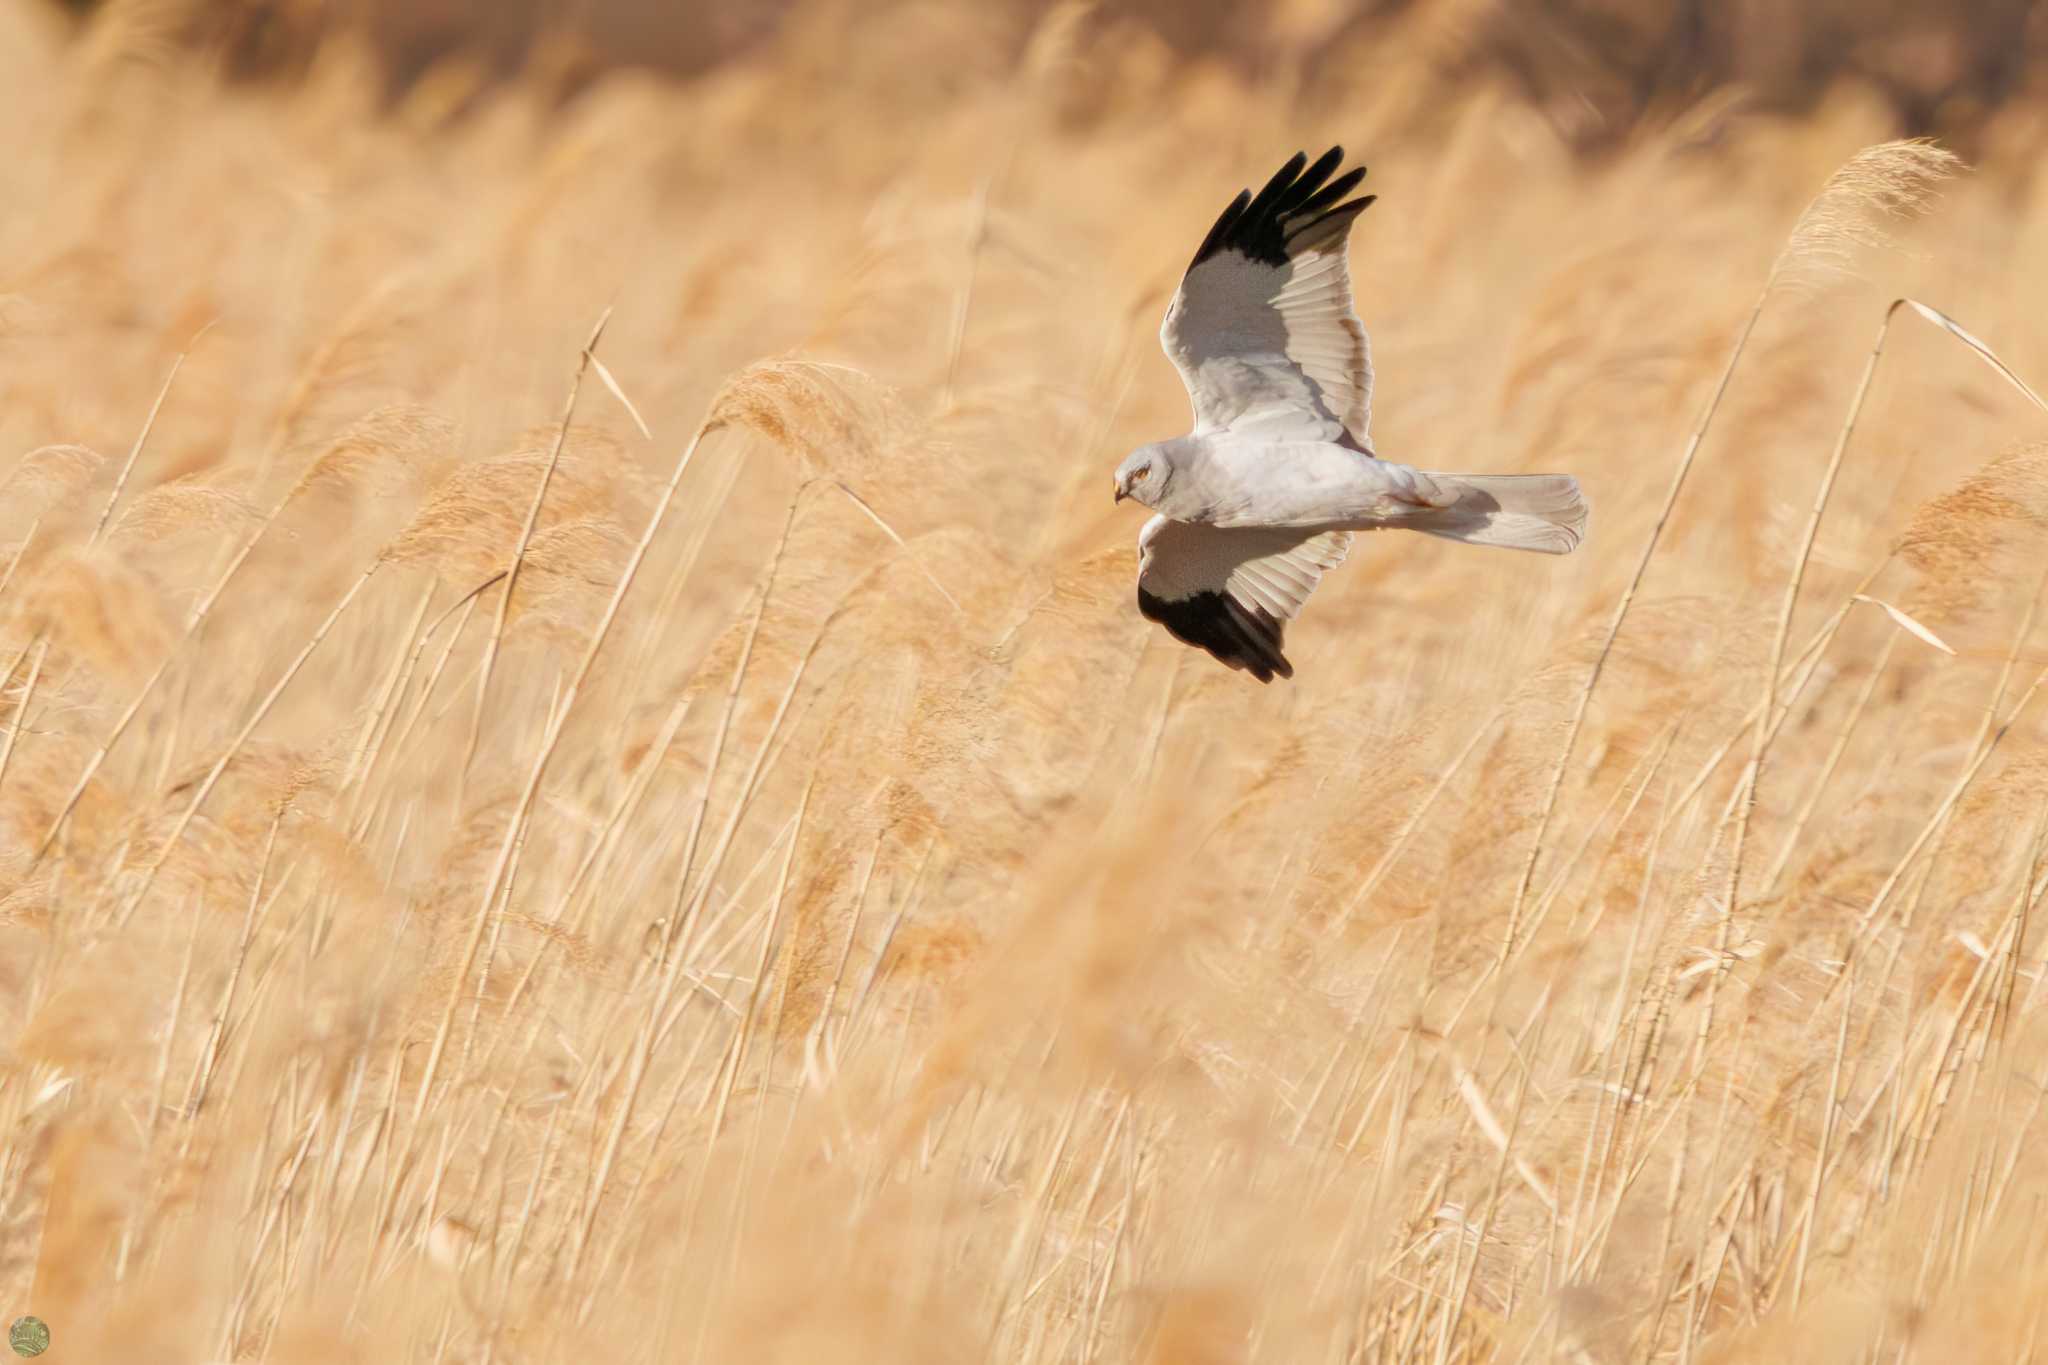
[1115,147,1589,681]
[1127,434,1463,529]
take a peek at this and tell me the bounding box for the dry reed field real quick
[9,1,2048,1360]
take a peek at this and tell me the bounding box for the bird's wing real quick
[1160,147,1378,450]
[1136,515,1351,682]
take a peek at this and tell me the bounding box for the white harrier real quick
[1114,147,1588,682]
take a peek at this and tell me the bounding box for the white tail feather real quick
[1411,472,1588,555]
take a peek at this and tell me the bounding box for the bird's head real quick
[1113,445,1173,509]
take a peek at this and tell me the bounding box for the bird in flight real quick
[1114,147,1588,682]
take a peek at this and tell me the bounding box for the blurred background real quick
[36,0,2048,148]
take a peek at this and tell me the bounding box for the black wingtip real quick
[1276,146,1344,217]
[1186,147,1373,270]
[1249,151,1310,211]
[1187,188,1252,272]
[1139,587,1293,683]
[1296,164,1367,218]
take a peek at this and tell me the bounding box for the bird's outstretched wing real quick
[1136,516,1351,682]
[1161,147,1378,450]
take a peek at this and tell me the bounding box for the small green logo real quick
[8,1317,48,1357]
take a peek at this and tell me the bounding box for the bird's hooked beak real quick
[1113,475,1128,504]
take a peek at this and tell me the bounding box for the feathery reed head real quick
[1896,441,2048,620]
[1770,138,1962,291]
[1,445,106,529]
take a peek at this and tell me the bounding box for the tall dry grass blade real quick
[829,479,962,614]
[0,636,47,800]
[1733,292,2046,900]
[1982,869,2048,1232]
[454,662,574,1067]
[1020,1095,1128,1312]
[1083,1112,1139,1361]
[941,164,1009,411]
[1563,771,1673,1277]
[1897,298,2048,414]
[1791,964,1855,1307]
[661,546,914,1011]
[838,837,938,1064]
[1898,885,2022,1175]
[186,814,286,1117]
[339,580,437,798]
[350,573,502,836]
[1504,139,1961,960]
[657,489,805,964]
[141,904,199,1199]
[1855,664,2048,951]
[221,1105,325,1356]
[1730,300,1903,921]
[614,822,806,1334]
[586,350,653,440]
[409,404,715,1124]
[1500,280,1746,956]
[456,309,612,805]
[1992,824,2048,1053]
[670,644,822,973]
[36,653,165,863]
[1521,720,1680,943]
[1442,1021,1543,1364]
[1852,594,1956,653]
[579,885,792,1300]
[0,518,37,605]
[92,329,210,544]
[450,313,602,810]
[119,561,380,925]
[706,779,810,1192]
[989,1090,1082,1345]
[1762,632,1897,891]
[1342,705,1501,926]
[1451,1054,1558,1214]
[557,686,694,927]
[1720,293,2007,1112]
[267,272,411,464]
[13,338,206,848]
[799,829,882,1094]
[33,474,357,865]
[584,896,788,1326]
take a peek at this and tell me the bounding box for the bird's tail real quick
[1408,472,1588,555]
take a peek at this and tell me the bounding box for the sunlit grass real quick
[3,2,2048,1360]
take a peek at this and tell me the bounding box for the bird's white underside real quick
[1137,515,1352,623]
[1161,223,1373,450]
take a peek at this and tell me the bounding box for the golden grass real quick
[8,2,2048,1360]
